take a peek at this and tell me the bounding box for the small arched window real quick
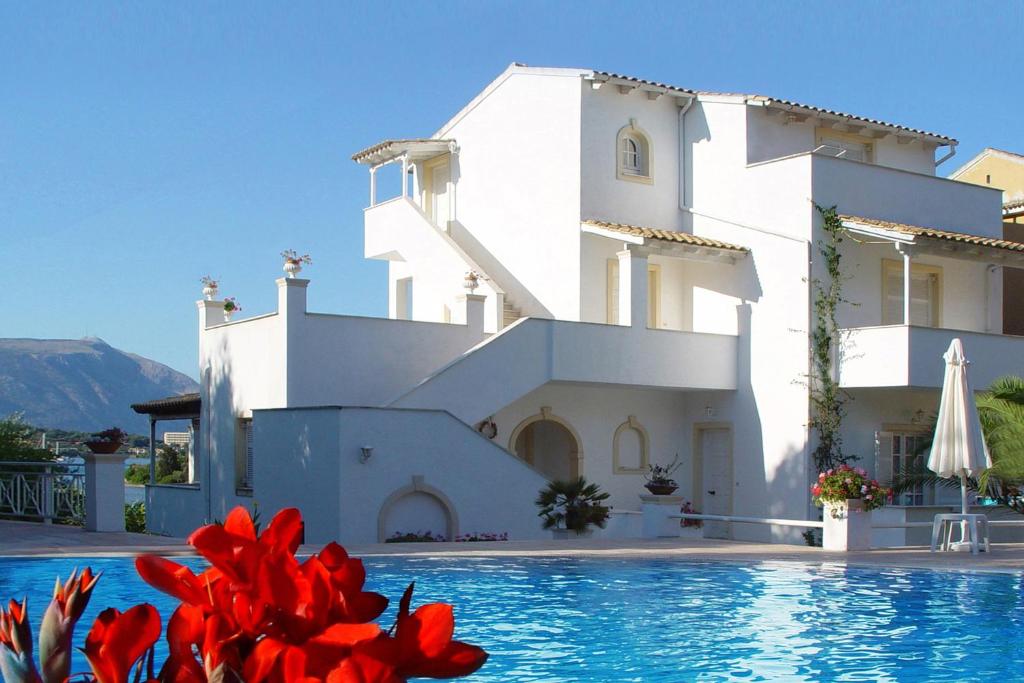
[616,122,652,183]
[621,136,642,174]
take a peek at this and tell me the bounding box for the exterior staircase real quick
[502,298,523,328]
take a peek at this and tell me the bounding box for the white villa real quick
[138,64,1024,546]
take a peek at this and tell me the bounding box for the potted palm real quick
[535,476,611,539]
[644,454,681,495]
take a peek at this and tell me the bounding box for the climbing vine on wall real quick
[810,204,856,472]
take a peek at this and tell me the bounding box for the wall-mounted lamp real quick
[360,446,374,463]
[704,406,716,418]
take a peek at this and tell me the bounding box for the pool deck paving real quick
[3,519,1024,572]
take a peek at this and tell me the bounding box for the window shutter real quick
[607,259,619,324]
[244,420,254,488]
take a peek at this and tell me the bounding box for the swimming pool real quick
[2,556,1021,681]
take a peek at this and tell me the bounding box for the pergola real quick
[130,393,201,484]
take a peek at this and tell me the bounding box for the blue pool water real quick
[1,556,1022,681]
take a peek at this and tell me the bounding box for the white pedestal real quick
[641,494,684,539]
[83,453,129,532]
[823,499,872,551]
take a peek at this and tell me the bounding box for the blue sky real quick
[1,1,1020,378]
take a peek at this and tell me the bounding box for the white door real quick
[430,161,450,228]
[700,428,732,539]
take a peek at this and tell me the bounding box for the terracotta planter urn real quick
[85,440,122,455]
[645,482,679,496]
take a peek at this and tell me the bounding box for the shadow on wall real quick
[727,303,768,541]
[448,220,552,319]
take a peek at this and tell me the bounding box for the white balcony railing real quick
[0,460,86,523]
[839,325,1024,389]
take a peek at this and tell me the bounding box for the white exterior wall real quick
[745,107,938,175]
[253,407,549,544]
[437,69,583,320]
[580,83,683,230]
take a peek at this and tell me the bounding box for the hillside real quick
[0,337,198,434]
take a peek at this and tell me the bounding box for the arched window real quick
[616,121,652,182]
[621,136,642,174]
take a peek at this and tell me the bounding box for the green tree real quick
[0,413,55,463]
[156,444,186,483]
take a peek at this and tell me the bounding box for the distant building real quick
[949,148,1024,335]
[163,431,191,447]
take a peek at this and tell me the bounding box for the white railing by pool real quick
[676,514,1024,530]
[675,513,824,529]
[0,460,85,524]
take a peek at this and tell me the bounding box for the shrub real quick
[124,463,148,485]
[385,530,446,543]
[124,501,146,533]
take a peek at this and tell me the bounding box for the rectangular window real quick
[881,259,942,326]
[236,418,254,490]
[815,129,874,163]
[606,259,661,327]
[876,430,934,506]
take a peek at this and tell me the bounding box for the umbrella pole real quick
[960,471,970,547]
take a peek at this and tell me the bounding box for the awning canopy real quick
[131,393,201,420]
[839,214,1024,267]
[351,138,455,166]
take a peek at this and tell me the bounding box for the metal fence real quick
[0,460,86,523]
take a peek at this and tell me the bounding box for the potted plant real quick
[85,427,127,454]
[535,476,611,539]
[281,249,313,278]
[811,465,889,551]
[200,275,219,301]
[223,296,241,321]
[644,454,681,495]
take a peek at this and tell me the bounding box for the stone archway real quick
[508,406,582,481]
[377,475,459,542]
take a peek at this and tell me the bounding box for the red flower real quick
[349,584,488,681]
[83,604,161,683]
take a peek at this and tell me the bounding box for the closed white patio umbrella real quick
[927,338,992,516]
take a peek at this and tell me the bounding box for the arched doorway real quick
[508,407,582,481]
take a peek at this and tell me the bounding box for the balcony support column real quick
[617,248,649,329]
[898,245,913,325]
[369,165,378,207]
[400,155,409,198]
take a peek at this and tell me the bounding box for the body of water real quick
[1,556,1021,681]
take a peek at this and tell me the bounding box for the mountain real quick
[0,337,199,434]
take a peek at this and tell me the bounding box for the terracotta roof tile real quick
[582,219,748,252]
[839,215,1024,252]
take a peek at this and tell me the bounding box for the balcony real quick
[810,154,1003,237]
[838,325,1024,389]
